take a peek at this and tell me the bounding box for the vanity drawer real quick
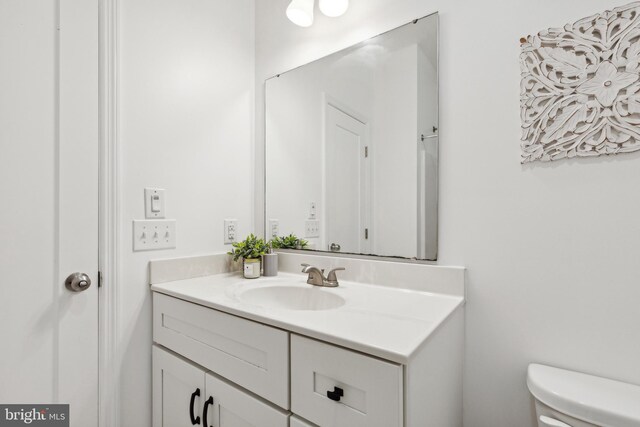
[290,334,403,427]
[153,293,289,409]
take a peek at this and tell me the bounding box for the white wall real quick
[118,0,255,425]
[255,1,640,426]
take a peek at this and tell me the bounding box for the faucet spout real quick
[301,265,326,286]
[300,264,344,287]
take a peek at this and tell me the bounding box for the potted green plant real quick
[229,234,269,279]
[271,233,309,250]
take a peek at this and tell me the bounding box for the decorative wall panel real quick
[520,2,640,163]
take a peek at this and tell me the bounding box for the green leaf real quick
[228,233,268,261]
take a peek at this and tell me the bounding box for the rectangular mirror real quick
[265,13,439,261]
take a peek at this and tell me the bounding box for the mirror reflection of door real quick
[324,103,371,254]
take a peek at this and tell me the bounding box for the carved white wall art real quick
[520,2,640,163]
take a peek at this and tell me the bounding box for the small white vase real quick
[243,258,261,279]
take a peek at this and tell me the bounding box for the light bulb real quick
[319,0,348,17]
[286,0,314,27]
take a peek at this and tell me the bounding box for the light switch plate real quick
[305,220,320,238]
[268,219,279,238]
[224,219,238,244]
[133,220,176,251]
[144,188,165,219]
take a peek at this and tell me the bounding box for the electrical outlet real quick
[305,220,320,238]
[133,220,176,251]
[224,219,238,244]
[268,219,279,238]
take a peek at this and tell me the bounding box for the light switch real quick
[151,195,161,212]
[145,188,165,219]
[305,220,320,238]
[133,220,176,251]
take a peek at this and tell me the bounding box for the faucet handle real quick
[326,267,345,283]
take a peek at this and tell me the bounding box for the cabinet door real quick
[203,373,289,427]
[290,416,317,427]
[153,345,206,427]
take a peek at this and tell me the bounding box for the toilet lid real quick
[527,364,640,427]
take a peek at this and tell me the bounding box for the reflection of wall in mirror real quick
[372,44,418,258]
[266,50,374,251]
[371,42,437,259]
[418,40,438,260]
[267,33,438,259]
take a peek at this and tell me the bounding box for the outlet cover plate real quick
[268,219,279,238]
[133,220,176,251]
[224,219,238,244]
[305,220,320,238]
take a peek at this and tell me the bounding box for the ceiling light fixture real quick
[286,0,350,27]
[319,0,349,17]
[286,0,315,27]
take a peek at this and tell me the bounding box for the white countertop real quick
[151,272,464,364]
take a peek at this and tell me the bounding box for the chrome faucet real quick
[301,264,345,287]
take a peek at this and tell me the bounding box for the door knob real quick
[65,272,92,292]
[329,243,341,252]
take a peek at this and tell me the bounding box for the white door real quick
[324,104,370,254]
[0,0,99,426]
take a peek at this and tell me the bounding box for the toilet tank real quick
[527,364,640,427]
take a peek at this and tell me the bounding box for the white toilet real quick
[527,364,640,427]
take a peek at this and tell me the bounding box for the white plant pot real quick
[243,258,261,279]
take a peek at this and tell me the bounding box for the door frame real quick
[99,0,120,426]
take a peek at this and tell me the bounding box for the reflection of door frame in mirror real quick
[322,93,372,254]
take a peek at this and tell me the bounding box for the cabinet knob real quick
[327,386,344,402]
[189,388,201,425]
[202,396,214,427]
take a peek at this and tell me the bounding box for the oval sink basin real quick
[239,285,345,311]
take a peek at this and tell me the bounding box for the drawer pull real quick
[189,388,201,425]
[202,396,214,427]
[327,386,344,402]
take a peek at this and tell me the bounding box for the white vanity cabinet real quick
[152,288,464,427]
[153,345,289,427]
